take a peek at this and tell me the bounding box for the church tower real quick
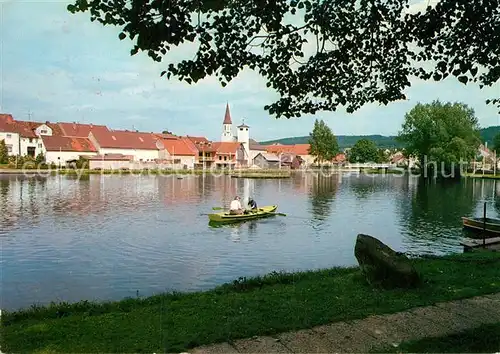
[237,119,250,157]
[221,103,234,142]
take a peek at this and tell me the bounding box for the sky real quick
[0,0,498,142]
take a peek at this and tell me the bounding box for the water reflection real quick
[308,174,339,220]
[397,178,477,254]
[3,173,500,310]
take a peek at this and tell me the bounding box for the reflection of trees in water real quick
[309,174,339,220]
[348,175,398,200]
[398,178,476,243]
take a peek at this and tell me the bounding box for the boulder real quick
[354,234,421,289]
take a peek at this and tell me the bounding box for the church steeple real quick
[221,103,234,142]
[223,103,232,125]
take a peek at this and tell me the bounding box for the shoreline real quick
[2,251,500,352]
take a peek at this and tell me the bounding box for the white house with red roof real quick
[0,114,71,158]
[88,129,163,162]
[156,134,197,169]
[40,136,98,165]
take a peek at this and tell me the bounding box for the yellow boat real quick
[208,205,279,224]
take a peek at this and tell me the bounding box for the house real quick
[212,142,247,169]
[40,135,98,165]
[332,153,347,165]
[252,152,281,169]
[266,143,315,167]
[156,134,197,169]
[88,129,162,162]
[185,136,218,168]
[0,114,64,158]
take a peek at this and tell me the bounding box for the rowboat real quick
[208,205,278,224]
[462,216,500,236]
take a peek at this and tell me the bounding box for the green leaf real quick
[119,32,126,40]
[457,75,468,84]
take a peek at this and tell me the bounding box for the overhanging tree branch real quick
[67,0,500,118]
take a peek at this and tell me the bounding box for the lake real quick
[1,172,499,311]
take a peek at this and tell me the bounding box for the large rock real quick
[354,234,422,289]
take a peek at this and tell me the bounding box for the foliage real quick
[67,0,500,118]
[68,156,89,169]
[308,119,339,163]
[377,149,390,163]
[397,100,481,176]
[0,139,8,164]
[492,133,500,154]
[260,127,500,150]
[7,155,38,169]
[35,153,45,164]
[348,139,380,163]
[2,252,500,353]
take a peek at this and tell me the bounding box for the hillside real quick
[260,126,500,149]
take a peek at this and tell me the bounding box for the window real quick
[174,159,181,164]
[6,134,11,139]
[29,138,33,143]
[40,130,48,134]
[38,144,42,148]
[6,145,12,153]
[219,156,222,160]
[224,156,227,161]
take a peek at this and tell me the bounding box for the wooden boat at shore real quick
[208,205,279,224]
[462,216,500,235]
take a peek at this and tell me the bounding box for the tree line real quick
[308,100,499,175]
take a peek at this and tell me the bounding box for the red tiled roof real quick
[333,153,346,163]
[181,137,200,155]
[161,137,196,156]
[186,136,210,145]
[0,115,64,137]
[58,122,109,137]
[292,144,311,155]
[223,103,232,125]
[213,142,240,154]
[266,144,311,156]
[155,133,178,140]
[41,135,97,152]
[90,129,161,150]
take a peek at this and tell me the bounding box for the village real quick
[0,104,422,172]
[1,103,497,173]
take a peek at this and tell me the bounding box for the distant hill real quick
[260,126,500,149]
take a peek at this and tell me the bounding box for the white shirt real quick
[230,199,242,210]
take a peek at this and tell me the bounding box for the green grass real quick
[230,171,291,178]
[463,173,500,179]
[49,168,292,176]
[373,322,500,353]
[2,252,500,353]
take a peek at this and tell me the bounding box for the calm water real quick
[1,172,499,310]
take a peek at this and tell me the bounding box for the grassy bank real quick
[372,322,500,353]
[230,171,291,178]
[2,252,500,353]
[0,168,293,176]
[463,173,500,179]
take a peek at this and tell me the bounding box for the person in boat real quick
[247,197,257,212]
[229,196,244,215]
